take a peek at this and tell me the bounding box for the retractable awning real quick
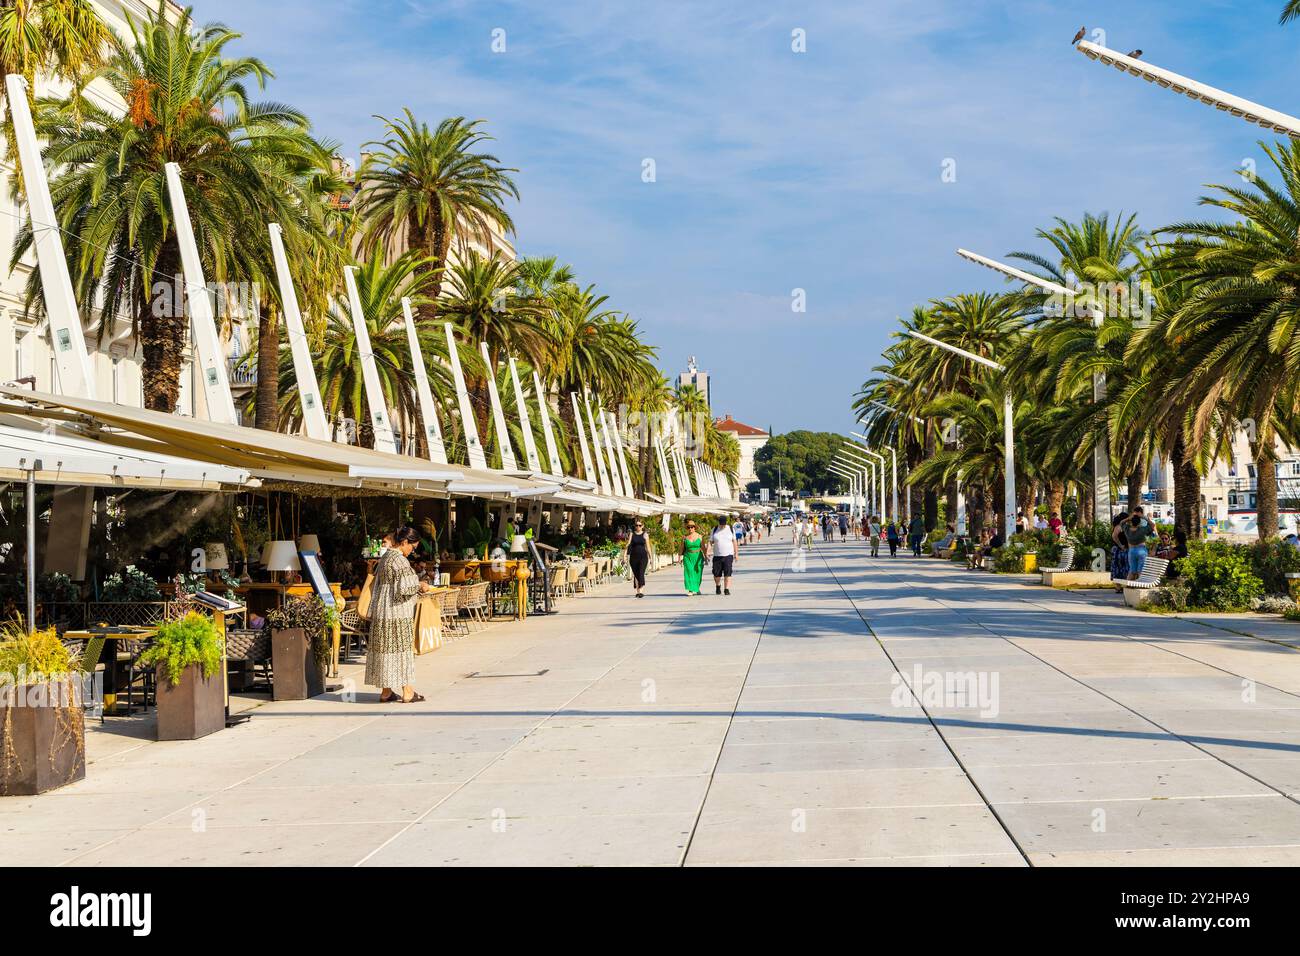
[0,417,252,490]
[0,386,553,500]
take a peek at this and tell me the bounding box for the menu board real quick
[298,550,336,607]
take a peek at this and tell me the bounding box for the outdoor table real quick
[64,625,156,715]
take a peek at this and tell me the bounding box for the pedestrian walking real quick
[624,519,653,597]
[886,520,900,557]
[908,512,925,557]
[838,511,848,541]
[710,515,737,595]
[868,515,881,557]
[364,525,431,704]
[681,519,704,595]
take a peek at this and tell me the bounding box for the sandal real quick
[400,692,426,704]
[379,692,399,703]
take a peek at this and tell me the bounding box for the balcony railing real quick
[228,356,256,385]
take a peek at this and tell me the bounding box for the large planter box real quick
[155,663,224,740]
[1287,573,1300,601]
[271,627,325,701]
[1042,570,1115,589]
[0,685,86,794]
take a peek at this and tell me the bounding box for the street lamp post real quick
[841,453,875,517]
[842,439,887,519]
[1075,41,1300,138]
[956,247,1111,523]
[904,329,1015,542]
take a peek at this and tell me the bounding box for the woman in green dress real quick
[682,519,705,595]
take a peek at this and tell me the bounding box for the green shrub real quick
[36,572,81,604]
[140,612,223,685]
[265,597,332,673]
[1246,540,1300,596]
[992,542,1030,573]
[1284,605,1300,623]
[1144,582,1190,613]
[0,623,74,681]
[1175,541,1264,611]
[100,566,161,602]
[1067,522,1118,571]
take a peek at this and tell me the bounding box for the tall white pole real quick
[957,248,1109,524]
[163,162,237,423]
[533,371,565,477]
[479,342,517,470]
[889,447,897,521]
[341,266,397,453]
[1003,391,1016,541]
[445,322,487,469]
[509,359,542,472]
[399,298,447,463]
[268,223,329,440]
[570,391,597,483]
[6,75,95,400]
[583,391,614,495]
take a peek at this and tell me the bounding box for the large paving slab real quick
[9,527,1300,866]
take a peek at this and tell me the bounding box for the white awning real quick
[0,419,252,490]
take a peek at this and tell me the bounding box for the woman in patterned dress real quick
[365,526,431,703]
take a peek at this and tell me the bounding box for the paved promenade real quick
[10,531,1300,866]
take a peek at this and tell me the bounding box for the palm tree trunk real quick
[1171,432,1200,541]
[1047,480,1065,520]
[254,301,279,431]
[1126,453,1146,515]
[140,239,185,412]
[1254,441,1279,542]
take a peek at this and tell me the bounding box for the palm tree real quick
[16,3,323,412]
[355,112,518,322]
[1156,140,1300,540]
[1008,212,1147,512]
[299,251,454,449]
[0,0,108,189]
[437,250,548,443]
[1283,1,1300,23]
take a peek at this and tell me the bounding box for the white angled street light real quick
[904,330,1015,541]
[957,247,1111,523]
[843,438,888,519]
[838,451,876,514]
[1075,40,1300,138]
[832,452,873,514]
[828,464,861,512]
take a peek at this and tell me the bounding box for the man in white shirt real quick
[711,516,737,595]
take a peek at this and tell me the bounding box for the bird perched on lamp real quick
[1127,49,1143,58]
[1072,26,1086,45]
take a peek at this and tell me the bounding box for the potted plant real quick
[139,612,225,740]
[0,623,87,794]
[265,597,331,700]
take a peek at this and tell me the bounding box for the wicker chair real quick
[438,589,462,641]
[465,582,491,627]
[338,607,369,662]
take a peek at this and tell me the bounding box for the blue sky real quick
[198,0,1299,436]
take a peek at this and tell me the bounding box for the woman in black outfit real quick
[625,520,653,598]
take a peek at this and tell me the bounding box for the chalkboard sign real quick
[298,550,336,607]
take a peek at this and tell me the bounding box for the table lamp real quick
[204,542,229,572]
[510,534,529,554]
[298,534,322,555]
[263,540,301,582]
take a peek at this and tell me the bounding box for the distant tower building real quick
[678,355,710,407]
